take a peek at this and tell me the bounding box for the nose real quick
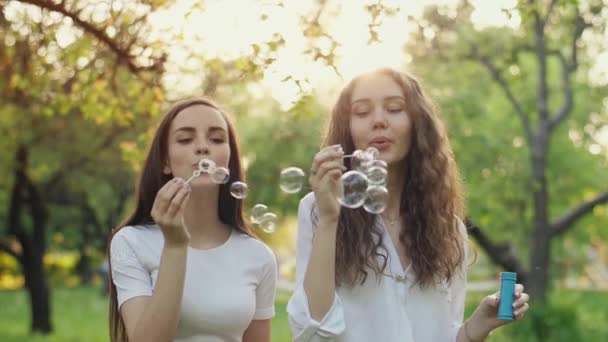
[371,108,387,129]
[195,139,210,156]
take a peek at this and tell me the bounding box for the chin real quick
[382,153,406,166]
[376,151,394,162]
[193,178,217,187]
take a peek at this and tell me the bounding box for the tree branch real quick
[548,10,587,129]
[530,0,550,120]
[465,218,528,276]
[541,0,558,31]
[469,47,533,142]
[43,125,130,194]
[548,50,573,129]
[570,9,587,74]
[15,0,164,73]
[550,191,608,237]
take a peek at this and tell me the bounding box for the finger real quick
[311,167,343,192]
[315,160,346,181]
[515,284,525,296]
[513,293,529,308]
[167,184,191,217]
[483,292,499,308]
[312,148,343,172]
[163,178,184,201]
[514,303,529,319]
[156,178,184,214]
[311,146,343,173]
[179,188,192,211]
[323,169,343,183]
[156,178,186,215]
[152,178,180,215]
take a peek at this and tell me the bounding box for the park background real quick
[0,0,607,341]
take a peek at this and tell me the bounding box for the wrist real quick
[163,237,189,249]
[319,216,339,229]
[464,315,493,342]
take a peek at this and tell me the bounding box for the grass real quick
[0,286,606,341]
[0,286,291,342]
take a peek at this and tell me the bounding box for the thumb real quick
[483,292,500,308]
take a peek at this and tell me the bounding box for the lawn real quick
[0,286,291,342]
[0,286,606,341]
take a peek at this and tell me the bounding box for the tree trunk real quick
[8,145,53,333]
[23,251,52,333]
[527,232,551,301]
[76,247,93,285]
[527,130,551,302]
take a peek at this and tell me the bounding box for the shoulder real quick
[298,192,318,219]
[110,224,163,262]
[300,192,316,209]
[111,224,161,245]
[454,216,471,269]
[231,230,276,265]
[454,216,469,244]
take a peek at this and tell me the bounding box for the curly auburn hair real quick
[320,68,466,289]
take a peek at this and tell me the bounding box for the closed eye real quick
[354,110,370,116]
[387,106,404,113]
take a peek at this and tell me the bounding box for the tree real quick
[0,0,169,333]
[406,0,608,302]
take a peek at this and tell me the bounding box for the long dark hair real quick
[107,98,254,342]
[322,68,465,289]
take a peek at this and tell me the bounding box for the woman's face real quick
[164,104,230,186]
[349,73,413,166]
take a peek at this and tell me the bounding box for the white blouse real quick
[110,225,277,342]
[287,193,468,342]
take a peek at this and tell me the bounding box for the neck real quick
[182,186,231,247]
[384,162,405,219]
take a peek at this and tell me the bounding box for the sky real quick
[3,0,606,126]
[8,0,603,110]
[145,0,523,109]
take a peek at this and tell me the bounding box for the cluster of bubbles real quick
[249,204,278,233]
[337,147,389,214]
[185,158,249,199]
[185,158,279,233]
[186,146,388,234]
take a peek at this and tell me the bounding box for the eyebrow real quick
[172,126,227,135]
[351,95,405,106]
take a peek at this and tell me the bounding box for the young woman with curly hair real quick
[287,68,529,342]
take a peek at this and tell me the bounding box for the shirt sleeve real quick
[253,246,278,320]
[449,217,469,341]
[110,230,153,310]
[287,194,346,341]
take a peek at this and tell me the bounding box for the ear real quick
[162,163,172,175]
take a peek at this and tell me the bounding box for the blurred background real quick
[0,0,607,341]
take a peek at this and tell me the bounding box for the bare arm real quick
[119,178,192,342]
[303,145,344,321]
[121,245,188,342]
[243,319,271,342]
[303,219,339,321]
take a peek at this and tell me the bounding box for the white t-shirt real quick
[110,224,277,342]
[287,192,468,342]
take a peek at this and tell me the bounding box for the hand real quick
[467,284,530,339]
[309,145,345,224]
[151,177,192,247]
